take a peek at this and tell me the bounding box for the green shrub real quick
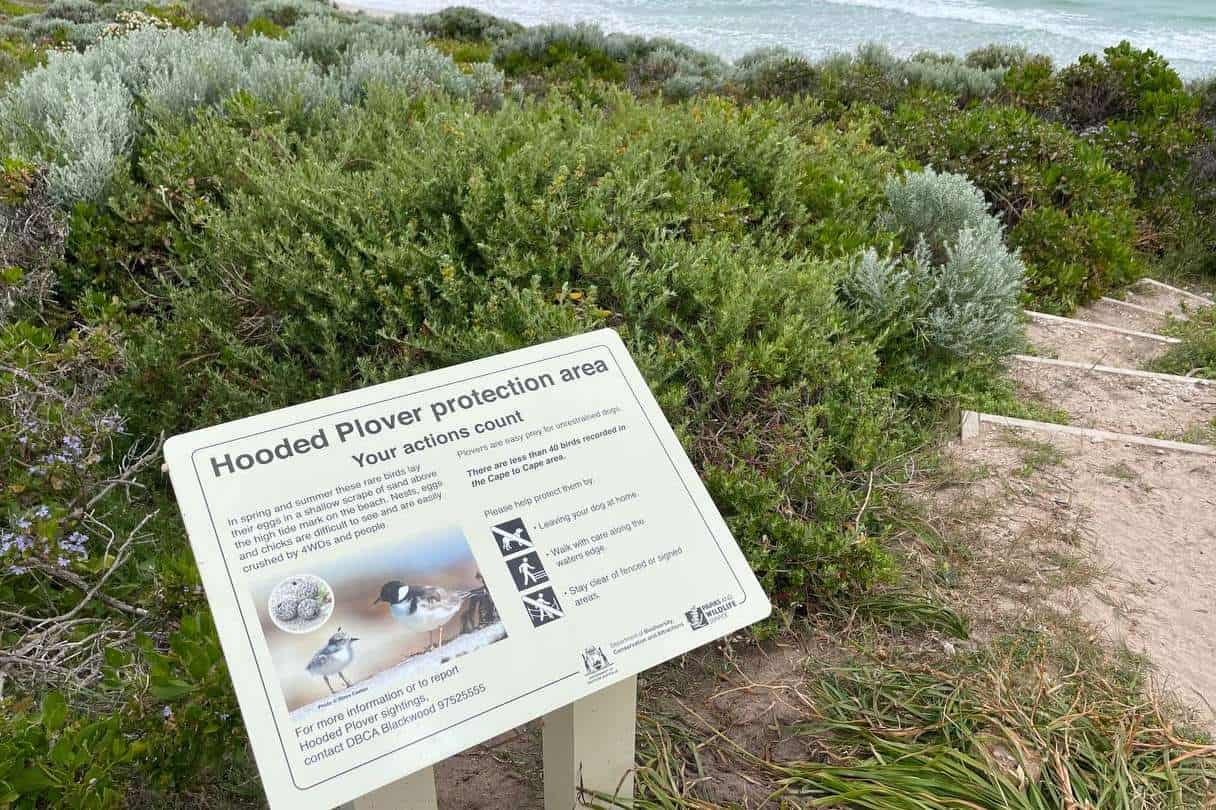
[241,15,285,39]
[424,36,491,64]
[407,5,522,42]
[1151,305,1216,379]
[108,91,912,601]
[0,694,134,808]
[886,99,1138,310]
[492,23,628,82]
[733,47,817,99]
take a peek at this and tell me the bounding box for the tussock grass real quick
[596,630,1216,809]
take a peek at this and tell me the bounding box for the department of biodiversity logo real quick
[580,644,616,684]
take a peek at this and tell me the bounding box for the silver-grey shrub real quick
[44,0,103,23]
[0,27,337,203]
[965,43,1032,70]
[1,17,499,204]
[897,57,1003,101]
[288,13,360,65]
[189,0,250,26]
[0,56,134,203]
[844,169,1024,359]
[881,166,992,257]
[842,42,1005,102]
[290,14,430,67]
[341,44,473,102]
[923,220,1024,355]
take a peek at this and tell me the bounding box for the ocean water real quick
[348,0,1216,79]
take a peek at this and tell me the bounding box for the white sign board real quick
[165,329,770,810]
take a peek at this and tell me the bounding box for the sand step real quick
[1126,277,1214,317]
[1008,355,1215,444]
[961,410,1216,456]
[1074,296,1172,333]
[1023,310,1179,368]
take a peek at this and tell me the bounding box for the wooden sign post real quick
[165,330,768,810]
[345,674,637,810]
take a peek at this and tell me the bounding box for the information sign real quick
[165,329,770,810]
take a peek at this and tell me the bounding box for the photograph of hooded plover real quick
[249,525,506,714]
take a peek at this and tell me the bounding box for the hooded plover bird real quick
[374,580,485,650]
[305,628,357,693]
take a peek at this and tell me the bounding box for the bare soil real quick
[1023,318,1174,367]
[435,638,818,809]
[942,428,1216,729]
[1010,358,1216,439]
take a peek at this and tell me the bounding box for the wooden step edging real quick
[1011,354,1214,385]
[1137,277,1215,307]
[1023,310,1181,344]
[960,411,1216,457]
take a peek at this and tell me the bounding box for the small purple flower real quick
[57,556,70,568]
[162,705,173,719]
[15,519,29,530]
[7,565,27,575]
[34,505,50,519]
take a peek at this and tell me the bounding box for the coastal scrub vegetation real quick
[0,0,1213,806]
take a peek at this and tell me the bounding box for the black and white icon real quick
[492,518,533,556]
[522,587,564,627]
[685,606,708,630]
[581,646,609,674]
[506,552,549,591]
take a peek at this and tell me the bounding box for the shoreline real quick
[331,0,1216,79]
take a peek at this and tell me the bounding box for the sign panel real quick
[165,329,770,810]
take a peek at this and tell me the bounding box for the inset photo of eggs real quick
[267,574,334,634]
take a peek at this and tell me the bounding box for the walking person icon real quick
[507,551,549,591]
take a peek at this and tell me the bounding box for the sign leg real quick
[343,766,438,810]
[543,675,637,810]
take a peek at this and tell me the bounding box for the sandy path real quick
[947,429,1216,727]
[960,278,1216,728]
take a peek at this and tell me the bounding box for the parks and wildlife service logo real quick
[684,606,709,630]
[685,594,737,630]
